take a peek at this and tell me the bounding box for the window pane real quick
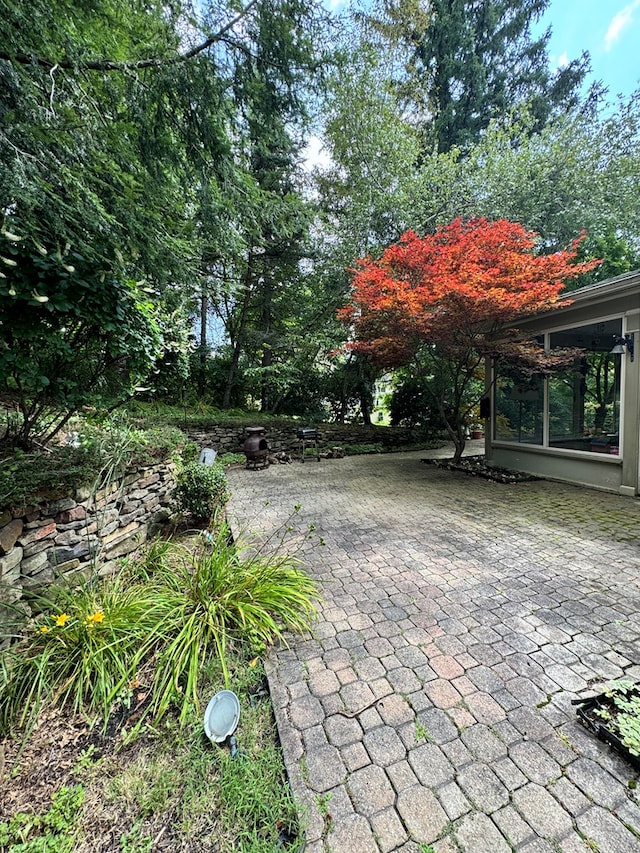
[494,367,544,444]
[549,320,622,454]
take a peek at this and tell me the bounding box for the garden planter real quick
[573,682,640,770]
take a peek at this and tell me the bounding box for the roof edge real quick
[560,268,640,303]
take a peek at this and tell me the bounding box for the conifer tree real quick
[366,0,590,153]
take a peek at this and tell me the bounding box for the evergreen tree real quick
[365,0,590,153]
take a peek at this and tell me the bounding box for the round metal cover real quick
[204,690,241,743]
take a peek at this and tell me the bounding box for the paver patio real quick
[227,446,640,853]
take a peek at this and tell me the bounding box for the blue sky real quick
[536,0,640,99]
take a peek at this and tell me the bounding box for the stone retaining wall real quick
[0,422,420,644]
[188,423,419,456]
[0,462,175,645]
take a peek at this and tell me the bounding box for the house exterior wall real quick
[486,270,640,496]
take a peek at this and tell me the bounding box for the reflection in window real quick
[494,368,543,444]
[493,318,623,454]
[548,319,621,453]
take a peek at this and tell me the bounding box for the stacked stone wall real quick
[187,423,419,456]
[0,421,420,643]
[0,462,175,645]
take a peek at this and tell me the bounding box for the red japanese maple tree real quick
[340,218,600,460]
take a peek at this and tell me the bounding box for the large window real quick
[494,319,623,455]
[494,369,544,444]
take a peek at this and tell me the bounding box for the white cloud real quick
[605,0,640,51]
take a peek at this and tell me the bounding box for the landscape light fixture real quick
[610,333,635,361]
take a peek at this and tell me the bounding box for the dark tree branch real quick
[0,0,259,72]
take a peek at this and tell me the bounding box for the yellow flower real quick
[55,613,70,627]
[86,610,105,624]
[39,625,49,633]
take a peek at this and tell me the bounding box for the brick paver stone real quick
[565,757,629,810]
[408,742,456,787]
[324,713,363,747]
[457,762,510,813]
[576,806,640,853]
[396,785,448,843]
[363,725,406,765]
[304,744,346,793]
[326,813,379,853]
[369,808,409,853]
[453,812,511,853]
[228,448,640,852]
[347,764,396,817]
[512,783,574,839]
[508,741,562,786]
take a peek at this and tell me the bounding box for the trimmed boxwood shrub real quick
[173,462,229,521]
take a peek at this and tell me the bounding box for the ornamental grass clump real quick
[1,522,318,735]
[147,524,318,723]
[0,570,161,736]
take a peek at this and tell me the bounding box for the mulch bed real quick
[422,454,541,484]
[0,692,153,824]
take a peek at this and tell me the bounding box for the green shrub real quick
[343,443,384,455]
[173,462,229,521]
[80,418,184,472]
[180,441,200,464]
[0,417,184,511]
[217,452,246,467]
[1,527,318,735]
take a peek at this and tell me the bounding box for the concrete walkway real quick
[227,446,640,853]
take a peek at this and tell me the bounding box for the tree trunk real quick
[260,276,273,411]
[222,253,254,410]
[360,391,372,425]
[452,430,466,463]
[197,291,208,398]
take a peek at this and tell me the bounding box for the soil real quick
[0,702,157,850]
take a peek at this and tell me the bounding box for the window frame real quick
[491,313,628,460]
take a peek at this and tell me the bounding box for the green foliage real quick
[217,738,299,852]
[1,524,318,735]
[455,100,640,253]
[0,237,163,448]
[98,655,302,852]
[0,445,102,511]
[179,441,200,465]
[572,231,640,290]
[0,418,183,511]
[80,417,184,473]
[144,524,318,721]
[0,568,163,736]
[364,0,589,153]
[602,681,640,757]
[0,0,333,422]
[388,372,451,432]
[217,452,247,467]
[343,443,384,455]
[0,785,84,852]
[173,462,229,521]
